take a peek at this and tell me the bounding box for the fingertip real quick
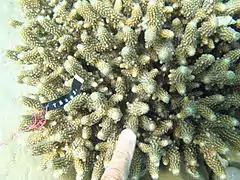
[120,129,136,142]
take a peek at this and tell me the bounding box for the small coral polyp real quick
[5,0,240,179]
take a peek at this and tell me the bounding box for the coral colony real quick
[4,0,240,179]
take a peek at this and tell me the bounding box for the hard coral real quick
[5,0,240,179]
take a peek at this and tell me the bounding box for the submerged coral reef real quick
[4,0,240,179]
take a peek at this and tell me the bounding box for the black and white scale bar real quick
[42,75,84,111]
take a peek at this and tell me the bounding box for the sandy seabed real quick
[0,1,240,180]
[0,1,54,179]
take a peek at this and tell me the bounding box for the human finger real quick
[101,129,137,180]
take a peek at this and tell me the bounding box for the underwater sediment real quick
[4,0,240,179]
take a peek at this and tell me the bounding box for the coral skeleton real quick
[4,0,240,179]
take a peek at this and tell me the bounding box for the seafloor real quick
[0,0,240,180]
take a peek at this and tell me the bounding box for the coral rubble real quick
[4,0,240,179]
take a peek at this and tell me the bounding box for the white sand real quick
[0,1,53,179]
[0,1,240,180]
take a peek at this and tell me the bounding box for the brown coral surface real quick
[4,0,240,179]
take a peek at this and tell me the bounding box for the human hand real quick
[101,129,137,180]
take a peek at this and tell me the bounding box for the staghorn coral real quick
[4,0,240,179]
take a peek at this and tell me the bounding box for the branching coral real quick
[4,0,240,179]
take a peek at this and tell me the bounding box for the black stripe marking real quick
[41,75,84,111]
